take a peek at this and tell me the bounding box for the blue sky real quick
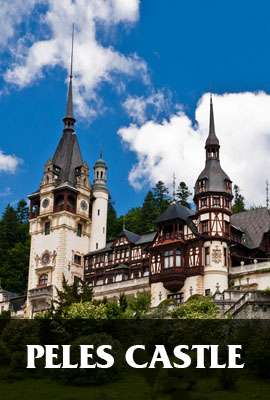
[1,0,270,215]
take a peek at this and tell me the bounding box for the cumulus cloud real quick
[123,90,174,124]
[118,92,270,206]
[0,0,39,49]
[1,0,147,118]
[0,150,21,173]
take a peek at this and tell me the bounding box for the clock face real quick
[41,252,50,265]
[42,198,50,208]
[81,200,88,211]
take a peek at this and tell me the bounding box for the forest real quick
[0,181,246,295]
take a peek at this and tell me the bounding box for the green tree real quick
[176,181,192,208]
[153,181,170,213]
[53,276,93,317]
[107,198,121,239]
[232,185,245,213]
[0,202,30,293]
[140,191,159,233]
[170,295,219,319]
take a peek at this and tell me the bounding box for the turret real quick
[89,155,109,251]
[194,95,233,295]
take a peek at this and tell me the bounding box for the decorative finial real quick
[266,180,269,209]
[63,24,76,129]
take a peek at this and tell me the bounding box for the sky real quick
[1,0,270,215]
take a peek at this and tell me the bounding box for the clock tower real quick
[26,32,105,316]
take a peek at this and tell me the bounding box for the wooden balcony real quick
[150,266,204,292]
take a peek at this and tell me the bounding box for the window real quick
[100,171,103,179]
[205,289,211,296]
[205,247,210,265]
[201,198,207,207]
[213,197,220,207]
[224,248,227,266]
[224,221,230,236]
[225,198,230,208]
[38,273,48,287]
[44,221,50,235]
[175,249,182,267]
[77,223,82,237]
[96,242,99,250]
[201,221,208,234]
[74,254,82,265]
[98,209,100,216]
[164,250,174,269]
[167,293,184,304]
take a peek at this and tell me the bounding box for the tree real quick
[232,185,245,214]
[107,198,121,239]
[176,181,192,209]
[170,295,219,319]
[140,191,159,233]
[153,181,170,213]
[0,202,30,293]
[53,276,93,317]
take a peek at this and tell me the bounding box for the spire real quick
[205,94,220,149]
[63,24,76,131]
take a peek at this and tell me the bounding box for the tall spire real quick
[205,94,220,149]
[63,24,76,131]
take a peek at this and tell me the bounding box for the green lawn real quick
[0,373,270,400]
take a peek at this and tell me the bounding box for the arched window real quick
[39,273,48,287]
[67,195,76,210]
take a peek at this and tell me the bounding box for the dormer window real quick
[199,179,206,192]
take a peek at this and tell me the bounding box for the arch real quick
[38,273,48,287]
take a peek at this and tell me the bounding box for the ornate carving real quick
[212,246,222,263]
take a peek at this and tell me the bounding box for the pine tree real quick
[153,181,170,213]
[0,201,30,293]
[140,191,159,233]
[232,185,245,214]
[176,181,192,208]
[107,198,121,239]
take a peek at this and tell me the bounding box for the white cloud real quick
[1,0,147,118]
[118,92,270,206]
[123,90,173,124]
[0,150,21,173]
[0,0,39,49]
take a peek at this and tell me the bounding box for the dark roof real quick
[52,131,83,187]
[85,231,156,257]
[195,159,231,194]
[231,208,270,249]
[205,96,220,148]
[118,229,140,244]
[156,203,194,224]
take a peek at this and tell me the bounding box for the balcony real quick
[28,285,53,300]
[53,204,76,213]
[150,266,204,292]
[155,232,184,246]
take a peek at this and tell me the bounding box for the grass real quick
[0,372,270,400]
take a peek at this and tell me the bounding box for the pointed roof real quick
[52,132,83,186]
[195,95,231,195]
[52,25,83,187]
[205,95,220,148]
[117,229,141,244]
[63,24,76,129]
[156,203,194,224]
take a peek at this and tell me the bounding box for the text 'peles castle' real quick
[3,52,270,319]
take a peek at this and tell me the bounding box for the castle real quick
[2,43,270,318]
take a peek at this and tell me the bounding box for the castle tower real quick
[89,155,109,251]
[194,95,233,295]
[26,29,92,317]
